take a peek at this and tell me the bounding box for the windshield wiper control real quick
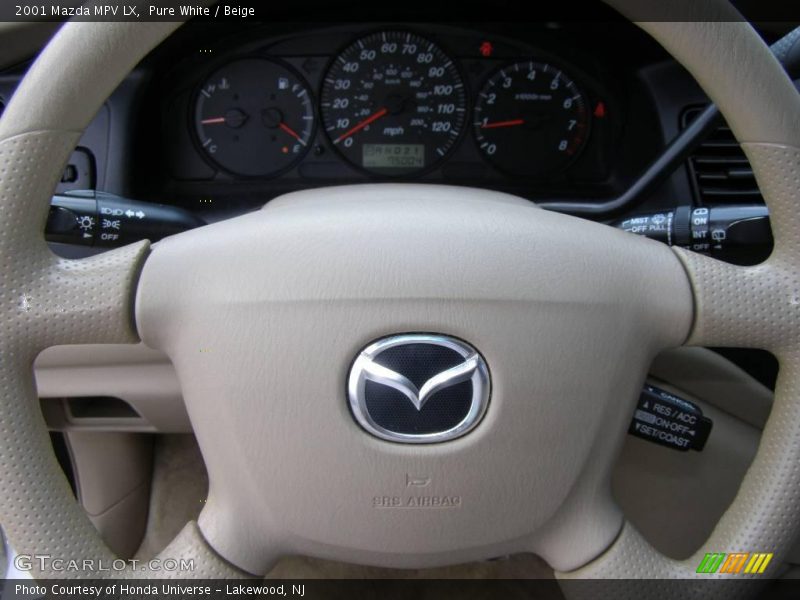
[45,191,204,247]
[614,204,772,255]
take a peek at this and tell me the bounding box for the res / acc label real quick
[628,384,713,452]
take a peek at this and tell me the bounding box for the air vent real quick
[682,106,762,205]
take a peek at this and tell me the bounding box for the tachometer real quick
[473,61,589,177]
[320,31,467,176]
[194,58,315,177]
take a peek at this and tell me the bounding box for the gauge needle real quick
[334,107,389,145]
[481,119,525,129]
[279,122,307,146]
[202,109,249,128]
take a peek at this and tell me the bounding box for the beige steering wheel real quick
[0,0,799,591]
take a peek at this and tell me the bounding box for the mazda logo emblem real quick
[347,334,491,443]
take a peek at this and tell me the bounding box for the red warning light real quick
[479,41,494,57]
[593,101,606,118]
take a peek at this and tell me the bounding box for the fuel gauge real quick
[194,58,315,177]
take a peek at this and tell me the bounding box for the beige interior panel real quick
[35,344,190,432]
[87,491,149,560]
[67,432,152,516]
[66,432,153,558]
[135,435,209,560]
[650,348,773,428]
[613,386,760,560]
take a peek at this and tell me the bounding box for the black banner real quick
[0,0,798,23]
[4,579,800,600]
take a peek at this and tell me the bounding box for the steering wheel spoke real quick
[667,143,800,356]
[673,250,787,350]
[0,129,150,352]
[36,242,150,347]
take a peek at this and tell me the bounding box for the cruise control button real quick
[628,384,712,452]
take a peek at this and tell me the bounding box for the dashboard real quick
[187,28,601,180]
[125,20,671,216]
[2,16,784,239]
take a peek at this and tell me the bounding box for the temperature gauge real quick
[194,58,315,177]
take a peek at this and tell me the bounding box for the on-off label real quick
[628,384,712,452]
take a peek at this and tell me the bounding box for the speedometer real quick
[320,31,467,176]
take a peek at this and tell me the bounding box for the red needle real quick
[279,122,307,146]
[334,108,389,144]
[201,117,227,125]
[481,119,525,129]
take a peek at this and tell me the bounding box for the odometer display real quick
[363,144,425,169]
[320,31,467,175]
[474,61,590,177]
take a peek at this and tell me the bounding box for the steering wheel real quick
[1,0,799,589]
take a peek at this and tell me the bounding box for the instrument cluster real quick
[163,25,620,191]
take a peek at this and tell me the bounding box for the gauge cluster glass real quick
[473,61,590,176]
[189,31,599,181]
[319,30,467,176]
[194,58,315,177]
